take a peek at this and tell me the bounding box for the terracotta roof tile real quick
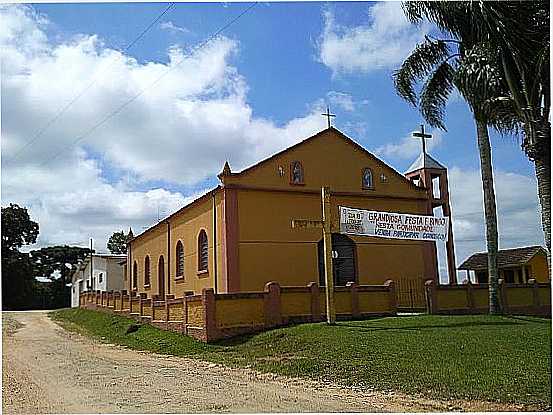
[458,246,546,270]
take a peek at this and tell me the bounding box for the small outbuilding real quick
[70,254,126,307]
[458,246,550,284]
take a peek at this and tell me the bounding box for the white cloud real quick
[374,128,443,160]
[440,167,544,283]
[159,20,192,35]
[1,4,327,250]
[318,2,429,74]
[327,91,355,112]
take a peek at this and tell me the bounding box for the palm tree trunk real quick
[522,117,550,272]
[533,119,551,271]
[475,119,501,314]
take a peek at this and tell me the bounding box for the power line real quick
[6,2,175,165]
[36,2,258,169]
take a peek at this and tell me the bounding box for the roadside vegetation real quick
[51,308,551,409]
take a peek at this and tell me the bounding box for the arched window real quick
[290,161,304,185]
[198,230,208,272]
[176,241,184,278]
[132,261,138,290]
[144,256,151,286]
[158,256,165,298]
[362,168,373,189]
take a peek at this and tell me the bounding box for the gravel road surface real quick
[2,311,522,413]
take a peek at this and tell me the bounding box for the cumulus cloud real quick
[1,4,326,250]
[318,2,429,74]
[374,128,443,161]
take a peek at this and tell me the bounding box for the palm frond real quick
[419,61,455,130]
[393,37,451,105]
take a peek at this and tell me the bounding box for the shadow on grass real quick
[336,320,523,332]
[503,315,551,324]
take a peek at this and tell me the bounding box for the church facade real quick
[126,127,455,299]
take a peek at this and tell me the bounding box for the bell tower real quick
[405,126,457,285]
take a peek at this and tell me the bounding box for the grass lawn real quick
[51,308,551,409]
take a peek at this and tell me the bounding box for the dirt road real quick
[2,311,523,413]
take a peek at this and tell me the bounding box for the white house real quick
[71,254,126,307]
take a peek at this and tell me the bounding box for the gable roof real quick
[132,127,429,245]
[226,127,426,192]
[458,246,547,271]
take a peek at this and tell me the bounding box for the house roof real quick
[458,246,547,271]
[405,152,446,174]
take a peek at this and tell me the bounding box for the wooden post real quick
[321,186,336,325]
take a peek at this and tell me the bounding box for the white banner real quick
[339,206,449,242]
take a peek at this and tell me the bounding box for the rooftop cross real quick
[321,106,336,129]
[412,124,432,156]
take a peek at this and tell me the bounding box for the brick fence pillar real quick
[384,280,397,314]
[182,296,188,335]
[346,282,360,318]
[425,280,437,314]
[498,279,508,314]
[202,288,217,342]
[264,282,282,328]
[463,280,475,312]
[308,282,321,322]
[529,278,540,311]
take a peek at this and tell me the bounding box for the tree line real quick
[1,203,131,310]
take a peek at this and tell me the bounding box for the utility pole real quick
[321,186,336,324]
[291,186,336,325]
[89,238,93,291]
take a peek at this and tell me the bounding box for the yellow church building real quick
[126,127,456,302]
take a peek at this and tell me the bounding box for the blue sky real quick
[1,2,543,281]
[31,1,532,177]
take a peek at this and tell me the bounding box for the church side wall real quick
[129,191,225,298]
[235,188,433,291]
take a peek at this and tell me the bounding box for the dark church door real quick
[318,234,357,286]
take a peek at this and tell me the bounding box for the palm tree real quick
[475,2,550,262]
[403,1,550,264]
[393,2,517,314]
